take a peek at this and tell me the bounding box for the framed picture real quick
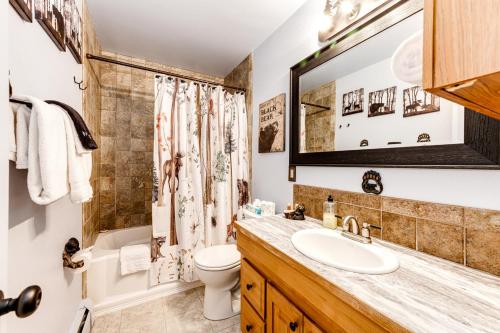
[403,86,440,117]
[342,88,364,116]
[368,86,396,117]
[64,0,82,63]
[258,93,286,153]
[10,0,33,22]
[35,0,66,51]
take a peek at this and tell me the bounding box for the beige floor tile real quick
[217,324,241,333]
[92,312,121,333]
[90,287,241,333]
[210,314,240,332]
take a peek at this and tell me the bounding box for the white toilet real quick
[194,244,241,321]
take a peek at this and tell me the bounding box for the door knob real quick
[245,324,252,331]
[246,283,253,290]
[0,286,42,318]
[289,321,298,331]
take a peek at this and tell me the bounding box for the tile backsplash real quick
[293,184,500,276]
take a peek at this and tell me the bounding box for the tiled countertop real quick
[237,216,500,333]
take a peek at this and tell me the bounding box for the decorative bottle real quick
[323,195,337,229]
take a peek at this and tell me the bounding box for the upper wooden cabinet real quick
[423,0,500,119]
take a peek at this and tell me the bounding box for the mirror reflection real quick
[298,11,464,153]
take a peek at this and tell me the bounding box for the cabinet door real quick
[266,284,303,333]
[242,297,265,333]
[304,318,323,333]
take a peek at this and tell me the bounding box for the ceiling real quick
[87,0,308,77]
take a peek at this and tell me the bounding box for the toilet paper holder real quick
[62,238,84,269]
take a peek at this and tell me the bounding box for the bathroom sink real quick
[291,228,399,274]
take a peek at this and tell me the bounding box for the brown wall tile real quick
[382,212,416,249]
[417,219,464,264]
[466,230,500,275]
[464,208,500,231]
[293,184,499,276]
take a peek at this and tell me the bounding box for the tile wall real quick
[300,81,336,152]
[98,52,225,231]
[82,1,101,248]
[294,184,500,276]
[224,55,253,196]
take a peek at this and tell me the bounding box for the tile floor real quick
[91,287,241,333]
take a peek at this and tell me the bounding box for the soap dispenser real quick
[323,195,337,229]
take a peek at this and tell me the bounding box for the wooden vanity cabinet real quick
[240,258,324,333]
[237,224,409,333]
[423,0,500,119]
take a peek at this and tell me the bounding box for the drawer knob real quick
[245,324,252,332]
[246,283,253,290]
[289,321,298,331]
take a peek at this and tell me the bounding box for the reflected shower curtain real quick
[151,76,249,285]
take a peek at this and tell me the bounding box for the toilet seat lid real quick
[194,244,241,270]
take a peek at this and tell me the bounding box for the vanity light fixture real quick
[321,1,361,34]
[319,0,406,42]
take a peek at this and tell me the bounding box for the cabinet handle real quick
[245,324,252,332]
[289,321,298,331]
[246,283,253,290]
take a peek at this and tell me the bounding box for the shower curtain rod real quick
[86,54,246,93]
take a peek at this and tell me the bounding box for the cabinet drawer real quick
[241,259,266,318]
[241,297,265,333]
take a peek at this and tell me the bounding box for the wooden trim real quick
[422,0,435,89]
[236,225,409,333]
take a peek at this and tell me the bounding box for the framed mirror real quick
[290,0,500,169]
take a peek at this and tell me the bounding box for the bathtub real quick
[88,226,201,315]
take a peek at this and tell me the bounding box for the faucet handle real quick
[361,223,381,238]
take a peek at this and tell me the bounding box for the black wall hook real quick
[73,76,87,91]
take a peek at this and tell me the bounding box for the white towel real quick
[8,103,17,163]
[60,109,93,203]
[26,96,69,205]
[12,95,93,205]
[120,244,151,275]
[9,103,31,168]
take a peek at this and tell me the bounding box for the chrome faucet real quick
[342,215,360,234]
[341,216,381,244]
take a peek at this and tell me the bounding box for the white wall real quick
[252,0,500,212]
[8,2,84,332]
[0,1,10,332]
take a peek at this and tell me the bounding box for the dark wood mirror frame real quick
[290,0,500,169]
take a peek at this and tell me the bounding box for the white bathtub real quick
[88,226,201,315]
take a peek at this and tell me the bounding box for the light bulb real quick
[320,14,333,32]
[340,0,354,13]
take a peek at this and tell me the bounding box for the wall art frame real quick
[35,0,66,51]
[10,0,33,22]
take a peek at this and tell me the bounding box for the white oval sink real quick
[291,228,399,274]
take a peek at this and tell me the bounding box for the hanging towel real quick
[9,103,31,168]
[8,103,17,163]
[25,96,69,205]
[46,100,98,151]
[60,108,93,203]
[120,244,151,275]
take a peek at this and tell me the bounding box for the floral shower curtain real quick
[151,76,249,285]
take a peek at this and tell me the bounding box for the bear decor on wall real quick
[259,93,286,153]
